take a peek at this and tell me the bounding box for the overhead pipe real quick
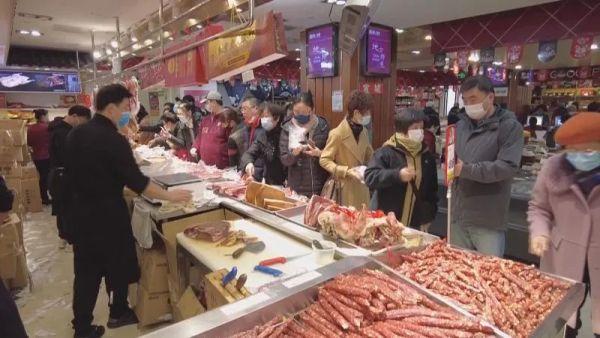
[83,0,254,85]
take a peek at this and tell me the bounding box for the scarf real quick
[384,133,423,226]
[347,118,363,142]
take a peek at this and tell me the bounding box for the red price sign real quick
[445,125,457,186]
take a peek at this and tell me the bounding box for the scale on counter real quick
[152,173,203,188]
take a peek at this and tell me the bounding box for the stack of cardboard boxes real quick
[0,120,43,214]
[0,213,28,289]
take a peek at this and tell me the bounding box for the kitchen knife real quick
[221,266,238,286]
[258,253,311,266]
[254,265,283,277]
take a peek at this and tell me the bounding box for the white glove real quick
[190,148,197,156]
[529,235,550,256]
[245,163,255,176]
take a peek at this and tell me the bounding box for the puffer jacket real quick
[279,116,330,197]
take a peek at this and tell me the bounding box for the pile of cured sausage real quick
[394,241,572,337]
[232,269,494,337]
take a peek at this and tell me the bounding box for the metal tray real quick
[274,203,439,256]
[374,245,586,338]
[141,256,503,338]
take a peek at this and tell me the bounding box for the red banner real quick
[138,61,166,89]
[164,24,224,87]
[457,50,469,68]
[570,35,593,59]
[506,44,523,65]
[206,11,288,81]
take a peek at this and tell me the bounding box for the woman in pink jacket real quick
[528,112,600,338]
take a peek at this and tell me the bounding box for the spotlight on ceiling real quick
[93,50,102,59]
[515,64,523,70]
[424,34,432,41]
[592,43,598,50]
[411,50,421,55]
[395,28,404,34]
[110,40,118,48]
[30,30,41,37]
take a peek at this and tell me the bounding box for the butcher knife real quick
[221,266,238,286]
[227,241,266,259]
[258,253,311,266]
[254,265,283,277]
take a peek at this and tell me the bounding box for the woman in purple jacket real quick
[528,112,600,338]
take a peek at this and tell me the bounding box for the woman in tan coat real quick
[320,90,374,208]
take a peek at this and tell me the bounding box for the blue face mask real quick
[294,114,310,125]
[117,111,131,128]
[566,151,600,171]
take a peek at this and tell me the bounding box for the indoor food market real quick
[1,0,600,337]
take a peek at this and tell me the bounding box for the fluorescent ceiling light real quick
[30,30,41,37]
[327,0,336,3]
[424,34,432,40]
[419,70,426,73]
[411,50,421,55]
[336,0,346,5]
[18,30,30,35]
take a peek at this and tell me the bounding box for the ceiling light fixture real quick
[196,24,203,29]
[18,30,30,35]
[163,31,170,38]
[515,64,523,70]
[592,43,598,50]
[295,48,301,51]
[30,30,41,37]
[168,36,174,41]
[327,0,336,3]
[419,70,426,73]
[188,18,198,26]
[120,51,129,57]
[395,28,404,34]
[424,34,432,40]
[131,36,138,42]
[493,61,503,66]
[106,48,113,56]
[110,40,118,48]
[148,46,154,49]
[236,8,242,12]
[411,50,421,55]
[93,50,102,59]
[144,39,153,46]
[336,0,346,5]
[295,57,300,61]
[468,51,479,62]
[132,43,141,50]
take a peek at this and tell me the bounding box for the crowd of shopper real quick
[4,74,598,337]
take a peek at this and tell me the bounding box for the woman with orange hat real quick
[528,112,600,338]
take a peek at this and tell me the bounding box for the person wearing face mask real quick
[64,84,192,338]
[48,105,92,249]
[279,91,330,197]
[452,76,524,257]
[528,112,600,338]
[364,109,438,231]
[220,107,245,168]
[239,97,265,173]
[319,90,374,208]
[191,91,230,169]
[241,103,287,185]
[177,102,198,138]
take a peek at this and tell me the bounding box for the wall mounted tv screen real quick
[306,24,338,78]
[0,70,81,93]
[363,24,392,76]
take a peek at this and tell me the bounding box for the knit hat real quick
[555,112,600,145]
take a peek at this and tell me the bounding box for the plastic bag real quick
[131,202,155,249]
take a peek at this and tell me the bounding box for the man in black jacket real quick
[66,84,192,338]
[48,105,91,248]
[365,109,438,231]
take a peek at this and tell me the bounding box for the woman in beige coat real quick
[320,90,374,208]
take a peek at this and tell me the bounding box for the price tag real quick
[283,271,321,289]
[220,292,270,316]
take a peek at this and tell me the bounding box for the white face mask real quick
[360,115,371,126]
[260,117,275,131]
[407,129,424,142]
[465,95,491,120]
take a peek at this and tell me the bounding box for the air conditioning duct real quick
[338,0,381,54]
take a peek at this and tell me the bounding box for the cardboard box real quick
[4,178,22,211]
[8,251,28,289]
[21,178,42,213]
[0,164,22,178]
[3,214,22,248]
[139,248,169,294]
[0,219,19,256]
[0,120,26,146]
[0,130,14,146]
[135,284,172,327]
[0,146,23,162]
[21,165,38,179]
[0,252,17,279]
[173,286,205,322]
[20,145,31,164]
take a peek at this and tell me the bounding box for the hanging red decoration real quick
[570,35,593,59]
[506,45,523,65]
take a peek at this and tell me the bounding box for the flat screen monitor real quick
[0,70,81,93]
[306,24,338,78]
[363,24,393,76]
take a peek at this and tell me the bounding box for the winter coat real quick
[365,142,438,228]
[528,154,600,333]
[319,119,373,208]
[452,107,524,230]
[279,116,330,197]
[240,124,286,185]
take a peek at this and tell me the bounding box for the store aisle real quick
[15,207,164,338]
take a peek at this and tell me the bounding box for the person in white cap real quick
[191,91,230,168]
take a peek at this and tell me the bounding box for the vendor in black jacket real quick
[364,108,438,232]
[65,84,192,338]
[240,103,287,185]
[48,105,91,247]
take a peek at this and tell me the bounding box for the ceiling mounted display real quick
[338,0,381,55]
[0,70,81,93]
